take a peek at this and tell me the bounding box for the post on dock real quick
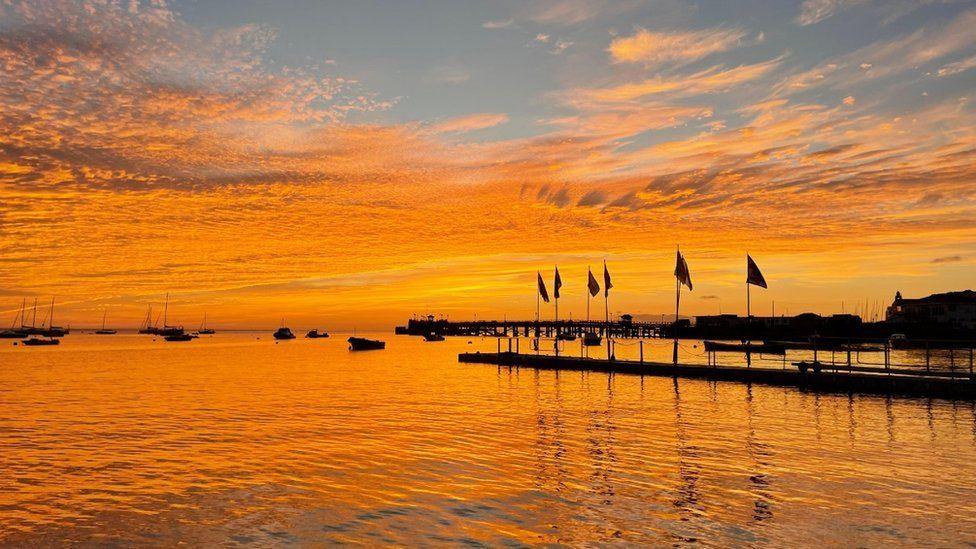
[639,340,644,364]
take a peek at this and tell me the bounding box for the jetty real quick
[458,349,976,400]
[396,315,664,338]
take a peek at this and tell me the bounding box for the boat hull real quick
[348,337,385,351]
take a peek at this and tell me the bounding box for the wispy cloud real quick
[608,26,751,66]
[482,18,514,29]
[796,0,867,26]
[428,113,509,134]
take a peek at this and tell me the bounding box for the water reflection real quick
[1,334,976,545]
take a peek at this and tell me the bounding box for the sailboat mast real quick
[163,293,169,327]
[32,298,37,328]
[49,297,55,328]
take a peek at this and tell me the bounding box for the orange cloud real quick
[608,27,750,66]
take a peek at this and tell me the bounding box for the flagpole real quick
[673,273,680,365]
[586,269,591,322]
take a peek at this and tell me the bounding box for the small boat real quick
[198,312,215,335]
[556,332,576,341]
[348,337,385,351]
[164,333,194,342]
[0,329,26,339]
[703,340,786,355]
[582,333,602,346]
[22,337,59,346]
[423,332,445,342]
[95,309,116,335]
[273,327,296,340]
[305,329,330,339]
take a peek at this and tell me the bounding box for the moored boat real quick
[305,329,329,339]
[164,333,194,342]
[274,326,296,340]
[22,337,59,346]
[423,332,445,342]
[198,312,215,335]
[95,309,116,335]
[348,337,385,351]
[556,332,576,341]
[582,333,602,346]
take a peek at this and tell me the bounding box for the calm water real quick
[2,333,975,546]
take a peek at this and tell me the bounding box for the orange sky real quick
[1,0,975,329]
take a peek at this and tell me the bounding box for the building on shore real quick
[886,290,976,331]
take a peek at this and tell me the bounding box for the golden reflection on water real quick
[1,333,975,545]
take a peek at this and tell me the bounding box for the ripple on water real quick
[0,334,975,545]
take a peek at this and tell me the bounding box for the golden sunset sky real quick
[1,0,974,329]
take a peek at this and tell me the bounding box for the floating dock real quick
[458,352,976,400]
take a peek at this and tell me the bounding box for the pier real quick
[396,316,664,338]
[458,351,976,400]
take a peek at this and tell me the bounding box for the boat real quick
[582,333,602,346]
[274,326,296,340]
[348,337,385,351]
[138,304,156,334]
[305,329,330,339]
[423,332,445,342]
[22,337,59,346]
[198,312,215,335]
[556,332,577,341]
[156,293,184,336]
[164,333,194,342]
[703,340,786,355]
[37,297,68,337]
[95,309,117,335]
[2,302,27,338]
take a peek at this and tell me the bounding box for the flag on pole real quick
[746,255,767,288]
[553,266,562,299]
[587,269,600,297]
[603,261,613,297]
[537,272,550,303]
[674,250,693,290]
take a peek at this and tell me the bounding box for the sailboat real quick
[198,312,215,335]
[95,309,117,335]
[138,304,156,334]
[156,293,185,337]
[1,300,26,338]
[23,297,63,345]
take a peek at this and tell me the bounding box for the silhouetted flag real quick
[674,250,693,290]
[554,266,562,299]
[587,269,600,297]
[603,261,613,297]
[538,272,550,303]
[746,255,767,288]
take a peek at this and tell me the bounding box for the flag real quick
[746,255,767,288]
[537,272,550,303]
[674,250,693,290]
[553,266,562,299]
[587,268,600,297]
[603,261,613,297]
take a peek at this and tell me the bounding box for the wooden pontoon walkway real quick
[458,352,976,400]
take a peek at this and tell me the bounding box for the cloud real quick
[932,255,963,263]
[482,18,514,29]
[564,57,784,106]
[534,33,551,43]
[428,113,509,134]
[551,39,573,55]
[608,26,750,66]
[938,54,976,77]
[796,0,867,26]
